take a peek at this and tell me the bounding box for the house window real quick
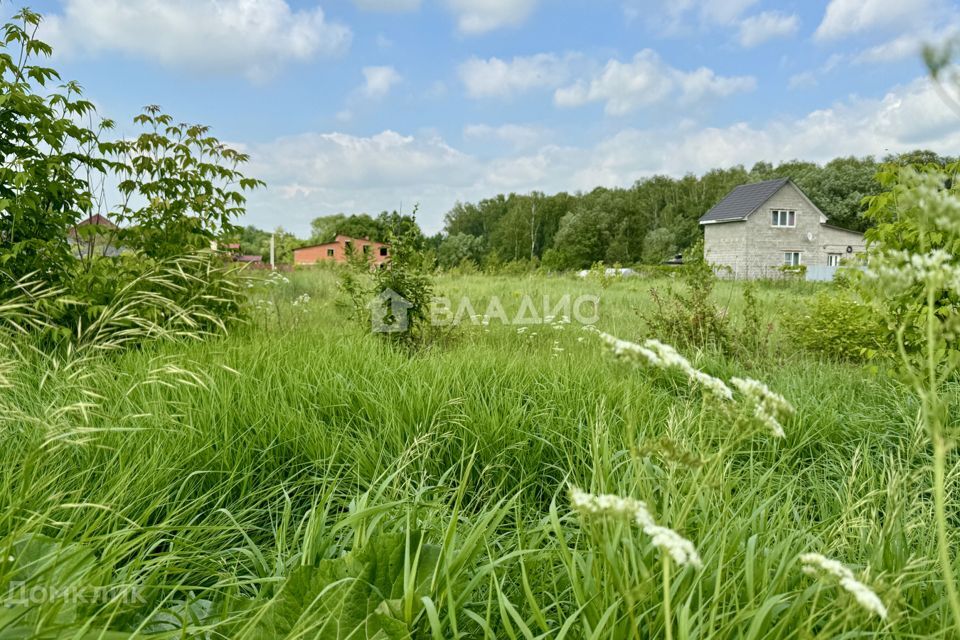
[344,241,352,251]
[771,210,796,227]
[327,248,334,257]
[827,253,841,267]
[379,247,388,257]
[362,244,371,254]
[783,252,801,266]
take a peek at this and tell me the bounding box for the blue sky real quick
[16,0,960,234]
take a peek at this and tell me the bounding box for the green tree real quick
[103,105,264,259]
[437,232,484,269]
[0,8,104,285]
[641,227,677,264]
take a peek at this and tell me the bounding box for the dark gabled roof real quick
[699,178,791,224]
[77,213,118,229]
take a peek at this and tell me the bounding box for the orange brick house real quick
[293,235,390,267]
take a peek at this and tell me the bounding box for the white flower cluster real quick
[730,377,793,438]
[800,553,888,619]
[291,293,311,307]
[864,249,960,296]
[597,332,733,401]
[265,271,291,286]
[569,486,703,568]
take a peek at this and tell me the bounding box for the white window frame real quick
[783,252,801,266]
[771,209,796,228]
[827,253,842,267]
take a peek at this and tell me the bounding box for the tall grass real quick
[0,269,955,638]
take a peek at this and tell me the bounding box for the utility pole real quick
[270,233,276,271]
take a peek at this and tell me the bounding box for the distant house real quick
[69,213,122,258]
[293,235,390,267]
[699,178,865,279]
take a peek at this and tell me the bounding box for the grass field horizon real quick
[2,269,954,638]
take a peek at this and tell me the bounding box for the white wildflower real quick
[517,326,528,334]
[291,293,311,307]
[800,553,887,619]
[864,248,960,296]
[597,332,733,401]
[645,525,702,568]
[569,486,702,569]
[731,377,793,438]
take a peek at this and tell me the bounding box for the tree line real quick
[242,151,951,271]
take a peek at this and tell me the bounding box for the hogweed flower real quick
[569,486,703,569]
[730,377,793,438]
[863,248,960,297]
[597,332,733,401]
[800,553,887,620]
[291,293,311,307]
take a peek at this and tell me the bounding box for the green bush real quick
[789,290,888,361]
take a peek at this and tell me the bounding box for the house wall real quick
[703,182,865,279]
[293,235,390,266]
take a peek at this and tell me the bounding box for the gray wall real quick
[703,182,865,279]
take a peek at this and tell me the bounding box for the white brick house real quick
[699,178,865,279]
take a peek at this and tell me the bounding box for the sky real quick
[15,0,960,234]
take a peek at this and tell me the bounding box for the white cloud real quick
[698,0,760,25]
[241,76,960,235]
[640,0,759,33]
[42,0,350,81]
[353,0,421,11]
[444,0,539,34]
[463,123,549,149]
[567,77,960,186]
[737,11,799,47]
[458,53,573,98]
[788,71,817,91]
[815,0,938,41]
[361,66,402,98]
[554,50,755,115]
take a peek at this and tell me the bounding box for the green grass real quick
[0,269,955,638]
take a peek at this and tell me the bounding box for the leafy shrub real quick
[640,240,731,352]
[788,290,888,361]
[340,215,436,348]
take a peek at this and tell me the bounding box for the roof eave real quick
[700,217,746,225]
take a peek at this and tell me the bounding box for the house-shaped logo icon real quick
[368,288,413,333]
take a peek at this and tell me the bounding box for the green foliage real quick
[641,227,677,264]
[103,105,264,259]
[0,270,954,638]
[640,241,731,351]
[789,290,887,361]
[439,154,916,271]
[2,252,246,352]
[252,532,439,639]
[437,232,484,269]
[860,163,960,354]
[340,212,435,348]
[310,210,423,246]
[0,9,105,285]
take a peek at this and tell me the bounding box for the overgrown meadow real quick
[2,267,954,639]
